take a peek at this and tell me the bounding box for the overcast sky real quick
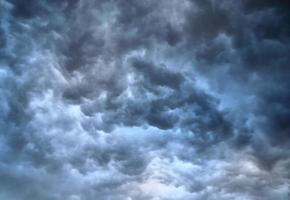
[0,0,290,199]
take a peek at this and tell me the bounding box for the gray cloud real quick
[0,0,289,199]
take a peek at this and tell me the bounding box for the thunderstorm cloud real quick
[0,0,289,199]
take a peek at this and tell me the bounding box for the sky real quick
[0,0,290,199]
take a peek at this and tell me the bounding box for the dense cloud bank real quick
[0,0,289,199]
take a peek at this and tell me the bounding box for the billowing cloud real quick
[0,0,289,199]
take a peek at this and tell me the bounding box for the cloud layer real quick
[0,0,289,199]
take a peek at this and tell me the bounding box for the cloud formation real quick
[0,0,289,199]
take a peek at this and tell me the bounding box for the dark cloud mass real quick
[0,0,289,199]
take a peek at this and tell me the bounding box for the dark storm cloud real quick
[185,0,230,41]
[131,58,184,89]
[0,0,289,199]
[173,0,290,173]
[183,0,290,143]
